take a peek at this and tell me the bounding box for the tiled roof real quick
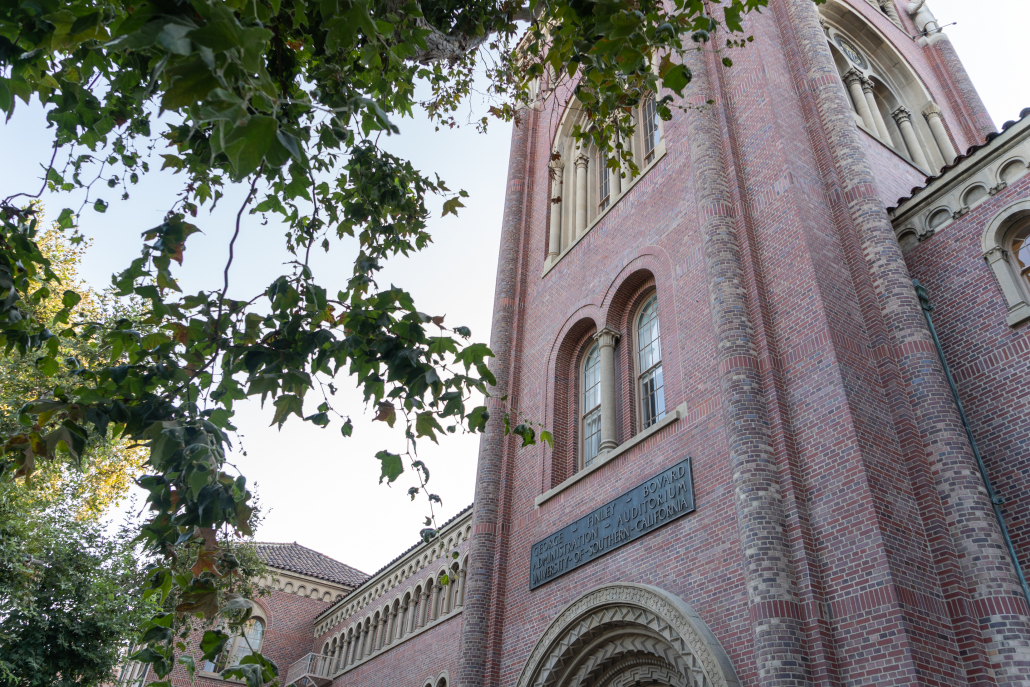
[888,107,1030,212]
[255,542,368,588]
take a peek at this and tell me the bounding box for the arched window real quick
[582,344,602,467]
[982,200,1030,327]
[821,7,957,172]
[636,295,666,429]
[204,618,266,672]
[546,95,666,262]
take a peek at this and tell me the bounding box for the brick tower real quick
[456,1,1030,686]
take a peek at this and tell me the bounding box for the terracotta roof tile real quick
[254,542,368,588]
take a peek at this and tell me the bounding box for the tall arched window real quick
[546,95,666,262]
[582,344,602,467]
[636,295,665,429]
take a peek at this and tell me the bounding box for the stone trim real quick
[514,583,739,687]
[981,199,1030,327]
[535,402,686,507]
[890,113,1030,243]
[329,607,462,679]
[542,148,668,278]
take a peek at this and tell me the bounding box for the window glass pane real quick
[597,148,610,210]
[583,345,600,412]
[637,295,666,429]
[584,409,601,466]
[231,620,264,665]
[642,93,659,164]
[583,344,601,466]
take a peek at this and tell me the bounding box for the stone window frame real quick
[633,291,666,431]
[544,95,668,271]
[820,7,956,174]
[982,198,1030,327]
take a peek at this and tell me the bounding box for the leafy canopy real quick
[0,0,767,683]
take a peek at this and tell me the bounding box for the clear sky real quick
[0,1,1027,578]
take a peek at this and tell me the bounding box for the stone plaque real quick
[529,458,695,589]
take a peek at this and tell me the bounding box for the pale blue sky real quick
[0,1,1026,575]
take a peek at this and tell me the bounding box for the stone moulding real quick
[515,583,740,687]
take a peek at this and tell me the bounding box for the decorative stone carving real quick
[989,181,1009,196]
[515,584,739,687]
[892,106,930,170]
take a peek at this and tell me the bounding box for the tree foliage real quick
[0,214,148,518]
[0,481,155,687]
[0,0,767,682]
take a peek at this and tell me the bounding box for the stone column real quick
[594,327,620,453]
[861,77,892,144]
[608,141,622,198]
[385,610,396,646]
[456,568,467,607]
[684,45,808,687]
[430,583,442,622]
[398,604,408,639]
[891,106,929,170]
[547,159,564,261]
[573,151,589,238]
[419,589,431,627]
[843,68,877,133]
[355,627,365,661]
[378,615,388,650]
[923,102,958,164]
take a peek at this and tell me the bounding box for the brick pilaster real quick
[684,46,808,687]
[456,105,532,687]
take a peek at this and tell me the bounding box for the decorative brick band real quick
[951,334,1030,384]
[972,594,1030,620]
[717,355,760,376]
[749,599,805,623]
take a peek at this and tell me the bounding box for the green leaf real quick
[200,630,231,661]
[468,405,489,433]
[541,430,554,448]
[62,290,81,308]
[375,450,403,484]
[660,63,692,94]
[442,197,465,217]
[415,412,443,443]
[270,394,303,428]
[222,116,278,178]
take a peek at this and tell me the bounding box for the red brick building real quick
[131,1,1030,685]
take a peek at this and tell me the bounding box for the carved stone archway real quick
[516,584,739,687]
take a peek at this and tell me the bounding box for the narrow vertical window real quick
[642,93,659,165]
[582,344,601,466]
[597,148,611,211]
[637,295,665,429]
[1013,224,1030,290]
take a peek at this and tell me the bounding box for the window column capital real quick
[842,67,865,88]
[921,101,943,121]
[593,327,620,349]
[860,75,876,94]
[891,105,913,124]
[574,151,590,169]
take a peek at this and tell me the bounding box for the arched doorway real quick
[516,584,739,687]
